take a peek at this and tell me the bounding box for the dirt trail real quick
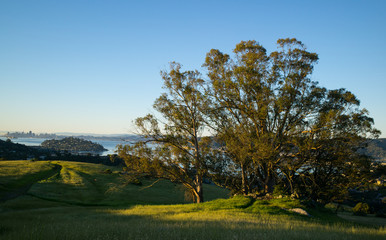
[0,164,62,202]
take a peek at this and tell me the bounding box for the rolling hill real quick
[0,160,384,239]
[0,160,229,206]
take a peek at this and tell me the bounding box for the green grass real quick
[0,160,58,200]
[0,160,229,207]
[0,196,385,240]
[338,212,386,227]
[0,160,385,239]
[25,161,230,206]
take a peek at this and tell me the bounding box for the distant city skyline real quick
[1,0,385,137]
[0,130,133,137]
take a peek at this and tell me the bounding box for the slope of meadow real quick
[0,160,59,201]
[0,160,384,239]
[0,160,229,207]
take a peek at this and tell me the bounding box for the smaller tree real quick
[117,63,209,203]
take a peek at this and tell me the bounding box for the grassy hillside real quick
[0,195,385,240]
[0,160,229,206]
[0,160,58,201]
[0,160,385,239]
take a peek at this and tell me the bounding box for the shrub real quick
[128,177,142,186]
[124,174,142,186]
[324,203,338,213]
[273,184,287,197]
[352,202,370,216]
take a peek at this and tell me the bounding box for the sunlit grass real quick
[0,160,384,239]
[0,160,57,199]
[0,160,56,185]
[1,160,229,206]
[0,198,385,240]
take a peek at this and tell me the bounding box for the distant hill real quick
[41,137,107,153]
[365,138,386,162]
[0,139,123,166]
[0,139,49,160]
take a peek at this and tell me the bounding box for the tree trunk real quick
[264,172,275,194]
[241,163,248,195]
[288,173,294,195]
[195,175,204,203]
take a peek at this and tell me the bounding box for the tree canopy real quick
[118,38,380,203]
[118,63,210,203]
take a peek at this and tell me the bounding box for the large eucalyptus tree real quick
[203,38,379,198]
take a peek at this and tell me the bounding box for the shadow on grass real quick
[0,205,384,240]
[0,164,61,202]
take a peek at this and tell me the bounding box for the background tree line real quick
[117,38,380,204]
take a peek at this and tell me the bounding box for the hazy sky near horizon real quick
[1,0,385,137]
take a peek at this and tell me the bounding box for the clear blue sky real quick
[1,0,385,137]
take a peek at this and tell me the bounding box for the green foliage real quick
[273,184,288,197]
[324,203,338,211]
[324,202,351,213]
[353,202,370,216]
[124,174,142,186]
[118,63,211,203]
[118,38,379,204]
[0,139,122,165]
[0,139,44,160]
[201,195,254,210]
[248,197,304,215]
[129,178,142,186]
[203,38,379,202]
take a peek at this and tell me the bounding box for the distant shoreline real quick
[0,137,131,156]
